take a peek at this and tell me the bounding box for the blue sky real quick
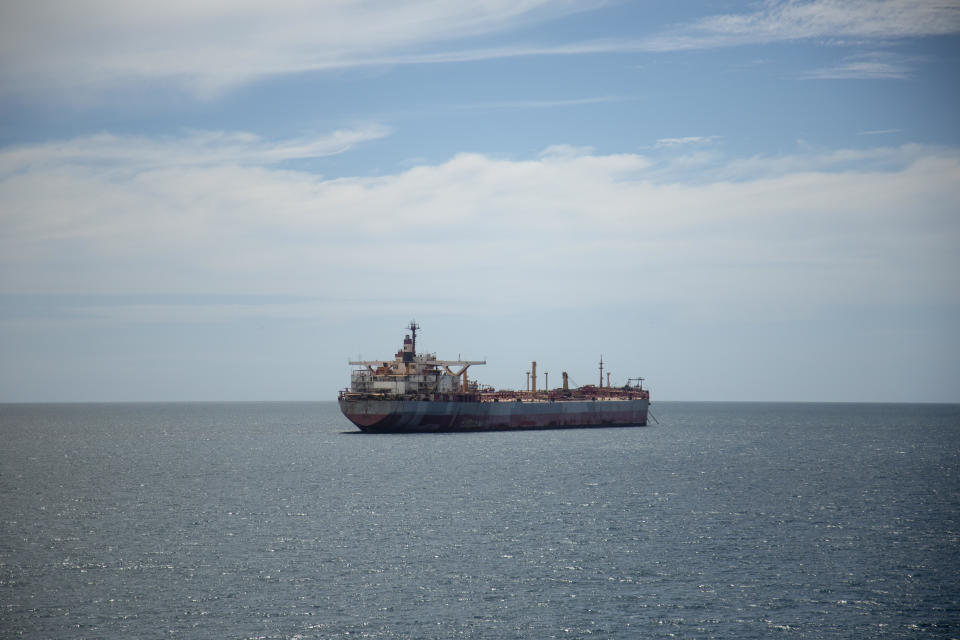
[1,0,958,402]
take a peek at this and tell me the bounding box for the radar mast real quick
[407,320,420,356]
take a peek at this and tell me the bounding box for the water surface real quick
[1,401,958,638]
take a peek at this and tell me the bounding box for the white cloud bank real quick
[1,1,957,97]
[1,131,957,321]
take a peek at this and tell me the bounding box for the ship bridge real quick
[347,322,485,397]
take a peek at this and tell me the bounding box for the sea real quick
[1,401,958,639]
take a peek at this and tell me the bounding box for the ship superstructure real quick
[346,322,486,399]
[338,322,650,433]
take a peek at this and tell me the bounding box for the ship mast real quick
[599,355,604,388]
[407,320,420,356]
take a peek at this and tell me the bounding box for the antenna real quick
[407,320,420,356]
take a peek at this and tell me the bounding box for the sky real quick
[1,0,958,403]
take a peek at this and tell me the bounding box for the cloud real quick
[0,0,594,98]
[802,52,916,79]
[2,1,956,98]
[654,136,722,149]
[694,143,946,180]
[538,144,597,159]
[665,0,960,48]
[0,126,391,175]
[459,96,621,111]
[2,132,958,320]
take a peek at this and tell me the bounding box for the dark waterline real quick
[2,401,958,638]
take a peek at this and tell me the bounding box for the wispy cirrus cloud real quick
[2,1,957,99]
[458,95,621,111]
[654,136,722,149]
[655,0,960,49]
[802,51,916,80]
[0,0,597,98]
[857,129,902,136]
[0,125,391,175]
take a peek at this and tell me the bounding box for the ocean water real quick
[1,401,958,639]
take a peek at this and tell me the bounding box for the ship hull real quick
[339,398,649,433]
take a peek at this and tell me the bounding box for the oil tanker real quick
[338,322,650,433]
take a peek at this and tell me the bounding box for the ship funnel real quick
[562,371,569,391]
